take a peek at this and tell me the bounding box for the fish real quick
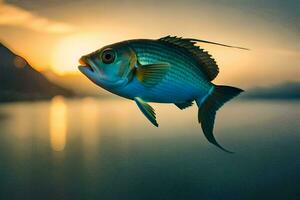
[78,36,246,153]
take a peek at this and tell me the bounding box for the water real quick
[0,98,299,200]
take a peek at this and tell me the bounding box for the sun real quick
[51,33,103,75]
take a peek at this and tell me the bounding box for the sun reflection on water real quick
[50,96,67,152]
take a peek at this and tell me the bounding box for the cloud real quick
[0,1,75,33]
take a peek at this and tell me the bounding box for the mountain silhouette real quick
[0,43,74,102]
[242,82,300,100]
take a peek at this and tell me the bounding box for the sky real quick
[0,0,299,88]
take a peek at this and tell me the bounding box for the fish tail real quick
[196,85,244,153]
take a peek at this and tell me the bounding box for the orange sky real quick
[0,0,299,88]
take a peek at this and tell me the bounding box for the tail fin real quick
[196,85,244,153]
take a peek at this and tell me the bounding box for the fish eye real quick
[101,48,115,64]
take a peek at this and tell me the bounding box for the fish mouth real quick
[78,56,126,88]
[78,56,94,72]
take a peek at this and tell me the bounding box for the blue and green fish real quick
[78,36,247,153]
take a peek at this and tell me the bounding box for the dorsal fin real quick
[158,36,219,81]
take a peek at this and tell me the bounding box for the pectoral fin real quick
[134,97,158,127]
[135,62,169,87]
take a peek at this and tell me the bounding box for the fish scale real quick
[123,40,212,102]
[133,41,205,75]
[132,42,208,84]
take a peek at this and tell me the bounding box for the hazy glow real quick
[51,34,103,75]
[50,96,67,151]
[0,1,75,33]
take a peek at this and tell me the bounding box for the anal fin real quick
[175,101,194,110]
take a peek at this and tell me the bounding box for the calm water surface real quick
[0,98,299,200]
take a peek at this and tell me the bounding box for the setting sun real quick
[51,33,104,75]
